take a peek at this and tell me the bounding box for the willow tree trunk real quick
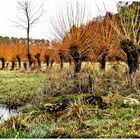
[35,53,41,68]
[120,39,140,74]
[50,59,54,68]
[59,52,65,69]
[27,53,33,68]
[74,60,81,73]
[16,56,21,69]
[45,55,50,68]
[99,54,107,70]
[60,57,63,69]
[69,46,81,73]
[68,55,72,66]
[0,58,5,70]
[99,49,108,71]
[11,60,15,70]
[23,62,27,70]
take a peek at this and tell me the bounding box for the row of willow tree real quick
[0,1,140,74]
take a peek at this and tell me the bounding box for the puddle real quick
[0,104,18,122]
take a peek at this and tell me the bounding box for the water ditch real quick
[0,104,18,122]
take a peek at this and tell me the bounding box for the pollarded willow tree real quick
[50,1,91,73]
[50,41,66,69]
[12,41,24,69]
[111,2,140,74]
[14,1,43,67]
[86,12,117,70]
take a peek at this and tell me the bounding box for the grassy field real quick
[0,70,48,107]
[0,63,140,138]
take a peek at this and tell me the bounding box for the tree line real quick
[0,1,139,74]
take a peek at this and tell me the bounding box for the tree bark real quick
[69,46,81,73]
[27,53,33,67]
[10,59,15,70]
[45,55,50,68]
[16,55,21,69]
[74,60,81,73]
[23,62,27,70]
[27,10,31,68]
[99,49,108,70]
[59,51,65,69]
[50,59,54,68]
[0,58,5,70]
[99,54,107,70]
[35,53,41,68]
[68,55,72,66]
[120,39,139,74]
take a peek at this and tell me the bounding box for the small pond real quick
[0,104,18,122]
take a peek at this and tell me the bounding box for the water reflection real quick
[0,104,17,122]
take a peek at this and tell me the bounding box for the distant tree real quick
[42,40,52,69]
[43,47,53,69]
[52,41,68,69]
[30,41,42,69]
[14,1,43,68]
[14,41,24,69]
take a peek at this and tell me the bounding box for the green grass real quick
[0,63,140,138]
[0,70,47,106]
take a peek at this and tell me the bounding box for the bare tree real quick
[14,1,43,67]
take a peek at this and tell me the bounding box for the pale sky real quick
[0,0,119,41]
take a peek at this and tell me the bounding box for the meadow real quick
[0,62,140,138]
[0,0,139,138]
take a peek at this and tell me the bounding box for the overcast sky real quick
[0,0,119,41]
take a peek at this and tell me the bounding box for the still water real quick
[0,104,17,122]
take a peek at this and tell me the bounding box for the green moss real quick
[46,93,89,103]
